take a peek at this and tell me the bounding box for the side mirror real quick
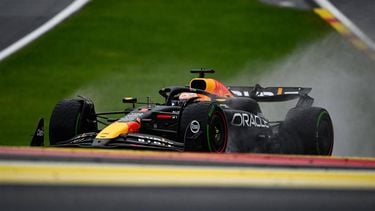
[123,97,137,104]
[123,97,137,108]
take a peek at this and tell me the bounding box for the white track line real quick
[314,0,375,51]
[0,0,91,62]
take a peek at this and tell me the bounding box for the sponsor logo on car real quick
[135,134,174,148]
[36,129,44,137]
[119,112,144,122]
[231,90,274,97]
[231,112,269,128]
[190,120,200,133]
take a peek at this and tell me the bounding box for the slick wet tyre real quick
[179,102,228,152]
[49,99,97,145]
[282,107,334,155]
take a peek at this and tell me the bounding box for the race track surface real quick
[329,0,375,44]
[1,185,374,211]
[1,147,374,211]
[0,0,73,50]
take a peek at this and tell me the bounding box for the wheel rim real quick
[207,111,227,152]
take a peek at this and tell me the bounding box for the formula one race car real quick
[33,69,334,155]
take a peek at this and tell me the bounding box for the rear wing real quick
[228,85,314,107]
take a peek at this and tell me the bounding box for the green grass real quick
[0,0,330,145]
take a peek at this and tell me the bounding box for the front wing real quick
[53,132,184,151]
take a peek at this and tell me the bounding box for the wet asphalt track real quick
[1,185,374,211]
[1,147,375,211]
[0,0,73,50]
[329,0,375,44]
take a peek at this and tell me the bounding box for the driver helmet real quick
[179,92,198,101]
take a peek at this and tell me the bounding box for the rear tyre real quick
[49,99,97,145]
[179,102,228,152]
[281,107,334,155]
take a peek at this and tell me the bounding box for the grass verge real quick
[0,0,330,145]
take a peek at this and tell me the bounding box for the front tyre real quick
[179,102,228,152]
[49,99,97,145]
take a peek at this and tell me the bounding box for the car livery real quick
[33,69,333,155]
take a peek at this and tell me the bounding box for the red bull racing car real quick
[33,69,334,155]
